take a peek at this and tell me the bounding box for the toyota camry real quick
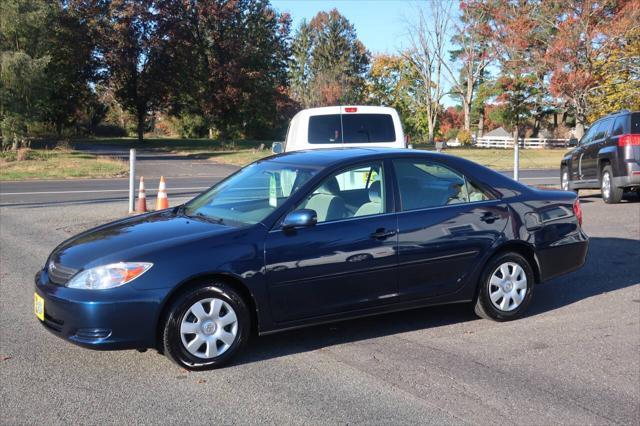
[34,149,589,370]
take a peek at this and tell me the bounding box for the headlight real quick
[66,262,153,290]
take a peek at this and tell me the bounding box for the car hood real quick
[50,210,238,269]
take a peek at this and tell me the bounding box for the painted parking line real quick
[0,187,210,196]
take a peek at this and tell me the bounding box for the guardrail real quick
[476,136,570,149]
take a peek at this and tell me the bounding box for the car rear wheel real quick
[474,252,534,321]
[601,165,623,204]
[162,282,250,370]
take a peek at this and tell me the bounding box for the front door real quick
[391,159,508,299]
[582,118,612,181]
[265,161,398,323]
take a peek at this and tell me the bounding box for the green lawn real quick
[75,137,568,169]
[0,149,127,181]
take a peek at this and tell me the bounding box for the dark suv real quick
[561,110,640,203]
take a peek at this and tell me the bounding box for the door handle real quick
[371,228,396,240]
[480,214,501,223]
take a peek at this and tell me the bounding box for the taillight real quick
[344,107,357,113]
[573,198,583,227]
[618,134,640,147]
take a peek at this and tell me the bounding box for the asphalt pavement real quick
[0,151,558,208]
[0,178,638,424]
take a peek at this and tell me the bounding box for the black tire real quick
[601,165,623,204]
[474,252,535,321]
[162,282,250,370]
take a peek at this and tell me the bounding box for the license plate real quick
[34,293,44,321]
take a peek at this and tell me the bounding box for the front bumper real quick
[34,270,167,350]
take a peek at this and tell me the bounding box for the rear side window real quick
[631,113,640,134]
[342,114,395,143]
[593,118,612,141]
[307,113,396,144]
[611,116,628,136]
[308,115,341,144]
[393,159,491,211]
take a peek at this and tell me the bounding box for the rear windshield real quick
[631,113,640,134]
[307,113,396,144]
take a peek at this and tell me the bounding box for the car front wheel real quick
[162,282,250,370]
[474,252,534,321]
[561,167,574,193]
[601,165,623,204]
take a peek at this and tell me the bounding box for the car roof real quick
[265,148,440,167]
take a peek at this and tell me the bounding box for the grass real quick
[0,149,127,181]
[434,147,567,170]
[75,137,569,169]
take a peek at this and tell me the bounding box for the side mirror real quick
[271,142,284,154]
[568,137,578,147]
[282,209,317,230]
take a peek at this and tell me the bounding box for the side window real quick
[393,159,488,210]
[611,116,626,137]
[579,125,597,145]
[296,162,385,223]
[593,119,612,141]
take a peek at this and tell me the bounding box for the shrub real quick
[94,124,128,137]
[457,129,473,146]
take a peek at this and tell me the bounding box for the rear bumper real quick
[34,270,166,350]
[536,231,589,282]
[613,173,640,189]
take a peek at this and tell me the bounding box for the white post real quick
[513,132,520,181]
[128,148,136,213]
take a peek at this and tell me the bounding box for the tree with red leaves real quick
[545,0,637,137]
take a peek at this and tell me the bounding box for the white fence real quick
[476,136,570,149]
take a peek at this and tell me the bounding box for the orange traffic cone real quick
[136,176,147,212]
[155,176,169,210]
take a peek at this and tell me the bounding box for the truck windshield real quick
[308,114,395,144]
[184,161,319,225]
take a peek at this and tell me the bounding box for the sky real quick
[270,0,418,55]
[270,0,460,106]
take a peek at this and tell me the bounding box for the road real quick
[1,184,638,423]
[0,158,559,208]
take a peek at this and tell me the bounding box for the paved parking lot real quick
[1,190,638,424]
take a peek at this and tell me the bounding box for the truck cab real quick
[273,106,406,153]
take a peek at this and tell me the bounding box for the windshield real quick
[184,161,319,225]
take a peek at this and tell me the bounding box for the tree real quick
[443,0,492,132]
[587,24,640,121]
[289,9,369,108]
[545,0,637,137]
[403,1,452,143]
[166,0,292,140]
[97,0,174,143]
[367,54,423,137]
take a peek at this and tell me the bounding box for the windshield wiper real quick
[193,212,224,225]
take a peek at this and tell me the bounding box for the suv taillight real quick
[573,198,583,227]
[618,134,640,147]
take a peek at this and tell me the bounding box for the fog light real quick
[74,328,111,341]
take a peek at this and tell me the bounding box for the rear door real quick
[392,158,509,300]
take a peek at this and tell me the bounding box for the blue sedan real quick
[34,149,588,370]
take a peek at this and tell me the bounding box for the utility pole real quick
[128,149,136,213]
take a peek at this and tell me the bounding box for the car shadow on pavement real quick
[235,236,640,366]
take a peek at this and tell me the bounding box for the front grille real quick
[48,261,78,285]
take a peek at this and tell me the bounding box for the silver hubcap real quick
[489,262,527,312]
[602,172,611,199]
[561,171,569,190]
[180,298,238,359]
